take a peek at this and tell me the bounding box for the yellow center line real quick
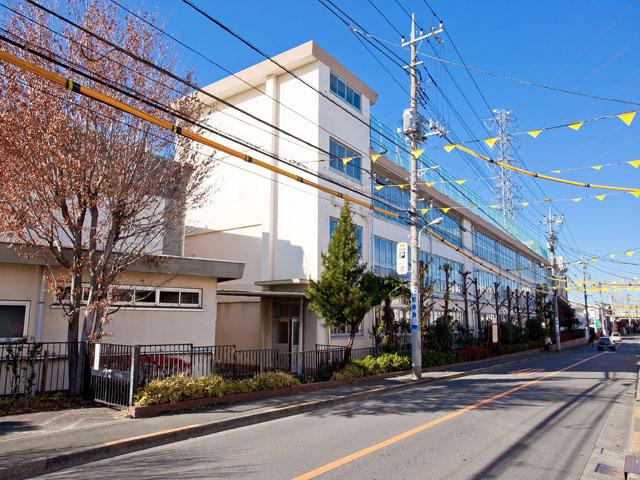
[292,352,606,480]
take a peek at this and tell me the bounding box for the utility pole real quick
[402,14,443,380]
[581,260,590,333]
[543,207,563,351]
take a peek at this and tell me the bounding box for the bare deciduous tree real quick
[0,1,212,391]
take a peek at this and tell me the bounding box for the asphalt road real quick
[40,339,639,480]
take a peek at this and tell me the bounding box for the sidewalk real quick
[0,347,553,480]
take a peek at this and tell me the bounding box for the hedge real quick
[134,371,300,407]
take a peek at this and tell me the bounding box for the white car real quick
[610,332,622,343]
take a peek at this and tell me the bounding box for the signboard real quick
[397,242,408,275]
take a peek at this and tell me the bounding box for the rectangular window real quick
[134,288,156,304]
[330,323,363,336]
[373,180,409,225]
[0,301,29,339]
[373,236,398,278]
[329,73,361,111]
[329,138,361,181]
[424,209,462,247]
[329,217,362,252]
[53,285,201,309]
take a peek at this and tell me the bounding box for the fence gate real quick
[90,343,135,408]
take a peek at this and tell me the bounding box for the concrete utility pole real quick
[581,260,590,332]
[402,14,443,380]
[543,207,563,351]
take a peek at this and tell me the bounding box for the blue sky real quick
[127,0,640,302]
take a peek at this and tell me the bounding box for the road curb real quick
[623,362,640,479]
[0,347,580,479]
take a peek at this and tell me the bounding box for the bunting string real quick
[449,144,640,193]
[434,109,637,151]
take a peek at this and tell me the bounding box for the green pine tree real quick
[306,202,383,352]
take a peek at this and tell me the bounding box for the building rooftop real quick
[200,40,378,104]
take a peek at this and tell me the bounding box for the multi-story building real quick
[184,40,550,354]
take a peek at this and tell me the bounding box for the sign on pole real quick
[397,242,408,275]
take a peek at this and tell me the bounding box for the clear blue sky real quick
[129,0,640,302]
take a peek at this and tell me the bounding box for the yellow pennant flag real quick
[609,253,616,258]
[484,137,499,148]
[618,111,637,126]
[527,130,543,138]
[425,182,434,187]
[398,184,407,189]
[628,160,640,168]
[572,197,583,202]
[341,157,352,165]
[443,144,457,153]
[595,194,606,201]
[627,250,635,257]
[591,165,603,170]
[420,208,429,215]
[520,202,529,207]
[374,185,385,191]
[412,149,425,158]
[441,207,451,213]
[455,180,466,185]
[630,190,640,198]
[568,121,584,130]
[551,169,562,174]
[489,204,499,209]
[370,154,382,163]
[590,257,598,263]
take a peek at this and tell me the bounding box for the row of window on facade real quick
[0,286,203,340]
[329,212,541,298]
[57,285,203,309]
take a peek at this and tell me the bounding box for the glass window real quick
[0,303,27,338]
[159,290,180,305]
[134,288,156,304]
[180,291,200,306]
[329,73,361,111]
[329,217,362,252]
[329,138,361,181]
[423,209,462,247]
[373,180,409,225]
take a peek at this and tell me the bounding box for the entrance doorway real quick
[272,299,303,374]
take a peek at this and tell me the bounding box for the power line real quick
[105,0,379,159]
[24,0,380,183]
[0,45,401,220]
[180,0,417,160]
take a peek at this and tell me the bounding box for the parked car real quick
[597,337,617,351]
[610,332,622,343]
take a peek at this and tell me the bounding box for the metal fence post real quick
[128,344,140,407]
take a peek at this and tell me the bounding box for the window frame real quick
[329,72,362,112]
[53,285,203,311]
[330,322,364,338]
[0,300,30,341]
[329,137,362,181]
[329,216,363,252]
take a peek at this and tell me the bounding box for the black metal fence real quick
[0,341,74,398]
[2,341,406,408]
